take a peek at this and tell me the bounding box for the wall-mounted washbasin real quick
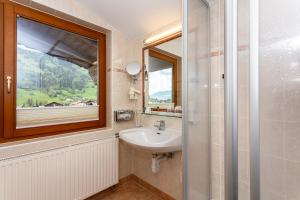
[119,127,182,153]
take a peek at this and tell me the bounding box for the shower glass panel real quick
[259,0,300,199]
[184,0,300,199]
[236,0,300,199]
[183,0,210,199]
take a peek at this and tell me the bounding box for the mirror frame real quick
[142,32,182,113]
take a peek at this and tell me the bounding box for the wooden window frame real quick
[0,1,106,141]
[0,2,4,139]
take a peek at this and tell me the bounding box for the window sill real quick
[0,126,114,146]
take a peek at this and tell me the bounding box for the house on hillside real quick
[44,102,63,107]
[85,100,96,106]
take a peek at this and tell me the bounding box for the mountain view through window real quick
[17,17,98,109]
[16,17,99,128]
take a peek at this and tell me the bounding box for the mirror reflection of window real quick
[149,59,173,105]
[143,35,182,117]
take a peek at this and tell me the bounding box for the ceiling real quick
[156,37,182,57]
[75,0,182,39]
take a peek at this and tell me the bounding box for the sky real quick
[149,68,172,95]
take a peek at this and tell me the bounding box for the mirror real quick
[126,62,141,76]
[143,34,182,117]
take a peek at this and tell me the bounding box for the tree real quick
[27,98,34,107]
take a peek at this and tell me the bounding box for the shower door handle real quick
[6,76,12,93]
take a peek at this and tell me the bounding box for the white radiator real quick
[0,137,119,200]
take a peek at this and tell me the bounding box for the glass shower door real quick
[183,0,211,199]
[259,0,300,199]
[236,0,300,199]
[185,0,300,199]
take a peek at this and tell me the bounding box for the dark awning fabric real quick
[17,17,98,69]
[149,56,173,72]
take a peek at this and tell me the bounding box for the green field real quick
[17,83,97,107]
[17,82,97,107]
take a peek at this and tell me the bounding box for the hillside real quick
[17,46,97,107]
[149,90,172,103]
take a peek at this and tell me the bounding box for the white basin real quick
[119,127,182,153]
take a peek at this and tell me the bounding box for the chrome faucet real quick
[154,120,165,131]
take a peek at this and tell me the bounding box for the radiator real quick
[0,137,119,200]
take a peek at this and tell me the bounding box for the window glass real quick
[16,17,99,128]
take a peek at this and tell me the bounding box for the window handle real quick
[7,76,12,93]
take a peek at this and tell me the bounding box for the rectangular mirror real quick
[143,34,182,117]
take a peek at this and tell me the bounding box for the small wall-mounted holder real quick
[114,110,134,122]
[125,62,141,100]
[129,86,141,100]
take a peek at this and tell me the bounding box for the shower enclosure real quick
[183,0,210,199]
[183,0,300,199]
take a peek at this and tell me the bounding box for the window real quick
[16,17,99,128]
[1,2,106,139]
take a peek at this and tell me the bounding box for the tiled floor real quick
[87,180,164,200]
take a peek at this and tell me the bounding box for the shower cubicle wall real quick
[228,0,300,199]
[184,0,300,199]
[255,0,300,199]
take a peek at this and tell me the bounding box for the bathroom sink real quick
[119,127,182,153]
